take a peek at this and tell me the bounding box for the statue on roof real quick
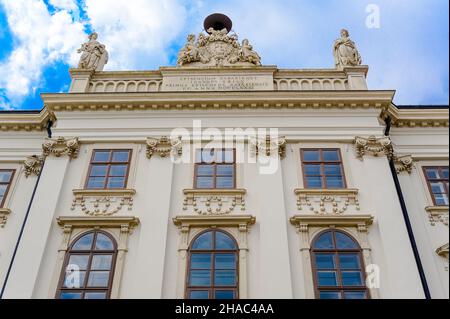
[77,32,109,71]
[333,29,362,69]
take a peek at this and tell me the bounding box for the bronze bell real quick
[203,13,233,34]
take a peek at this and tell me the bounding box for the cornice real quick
[386,104,449,128]
[42,90,395,112]
[290,214,374,227]
[56,216,140,229]
[0,108,55,132]
[173,215,256,228]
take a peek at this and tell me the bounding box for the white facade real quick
[0,25,448,300]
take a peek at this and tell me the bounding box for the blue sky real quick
[0,0,448,110]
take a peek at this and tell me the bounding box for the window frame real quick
[185,229,239,299]
[422,166,449,206]
[194,148,236,189]
[300,149,347,189]
[84,149,132,190]
[56,230,118,299]
[0,169,15,208]
[310,229,369,299]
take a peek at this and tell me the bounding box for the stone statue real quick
[77,32,109,71]
[240,39,261,65]
[333,29,362,69]
[176,29,261,67]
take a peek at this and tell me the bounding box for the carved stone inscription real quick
[162,75,273,92]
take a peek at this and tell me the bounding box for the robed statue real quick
[333,29,362,69]
[77,32,108,71]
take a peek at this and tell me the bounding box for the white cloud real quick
[82,0,187,70]
[0,0,85,109]
[49,0,78,12]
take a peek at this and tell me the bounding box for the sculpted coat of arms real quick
[177,28,261,67]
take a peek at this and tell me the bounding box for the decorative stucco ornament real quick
[77,32,109,71]
[42,137,80,159]
[177,14,261,67]
[333,29,362,69]
[23,155,44,177]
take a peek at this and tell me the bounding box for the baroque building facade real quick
[0,16,448,299]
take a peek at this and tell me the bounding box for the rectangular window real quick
[85,150,131,190]
[0,170,15,207]
[194,149,235,189]
[423,166,449,206]
[301,149,346,189]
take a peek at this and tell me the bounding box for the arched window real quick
[57,230,117,299]
[186,229,238,299]
[311,229,368,299]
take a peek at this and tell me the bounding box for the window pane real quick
[314,232,334,249]
[189,291,209,299]
[87,271,110,287]
[0,171,12,182]
[87,177,105,189]
[63,271,86,288]
[0,184,6,197]
[425,168,440,179]
[93,151,110,162]
[72,233,94,250]
[111,151,130,162]
[339,254,360,269]
[192,232,213,250]
[215,232,237,250]
[342,271,363,286]
[323,150,340,161]
[434,194,449,206]
[189,270,211,286]
[315,254,335,269]
[91,255,113,270]
[324,165,342,176]
[214,270,236,286]
[84,292,107,299]
[306,176,323,188]
[90,165,108,177]
[109,165,127,177]
[224,150,234,163]
[60,292,82,299]
[215,254,236,269]
[335,232,358,249]
[217,165,234,176]
[196,165,214,176]
[68,255,89,270]
[326,176,344,188]
[95,233,114,250]
[317,271,338,286]
[441,168,449,179]
[303,150,320,161]
[431,182,446,194]
[319,291,341,299]
[201,149,215,163]
[106,177,125,189]
[216,177,234,189]
[304,164,321,175]
[215,290,235,299]
[196,176,214,189]
[191,254,211,269]
[344,291,366,299]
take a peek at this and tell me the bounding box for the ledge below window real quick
[183,188,246,196]
[0,208,11,227]
[294,188,359,196]
[73,189,136,197]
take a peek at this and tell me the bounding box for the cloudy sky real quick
[0,0,448,110]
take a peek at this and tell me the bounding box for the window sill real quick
[183,188,246,196]
[294,188,358,196]
[425,205,449,213]
[73,189,136,197]
[0,208,11,227]
[425,206,448,227]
